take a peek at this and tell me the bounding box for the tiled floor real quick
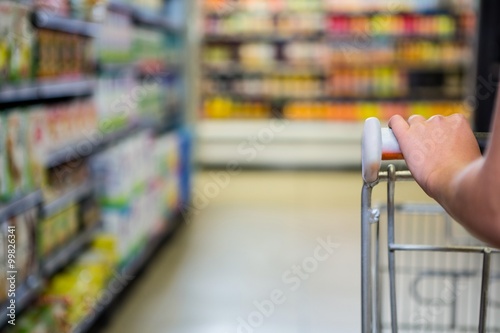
[102,170,431,333]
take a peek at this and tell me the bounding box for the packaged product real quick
[6,110,30,197]
[9,3,34,83]
[8,207,38,286]
[0,114,10,200]
[38,214,55,257]
[38,203,78,258]
[26,106,49,190]
[5,302,69,333]
[35,0,71,17]
[79,195,100,229]
[0,2,12,85]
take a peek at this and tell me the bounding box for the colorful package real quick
[0,2,12,85]
[9,3,34,83]
[6,111,29,197]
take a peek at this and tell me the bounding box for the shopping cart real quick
[361,117,500,333]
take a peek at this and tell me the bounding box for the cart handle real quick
[362,117,490,183]
[362,117,402,183]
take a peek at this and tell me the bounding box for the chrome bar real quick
[378,170,413,182]
[387,165,399,333]
[361,183,374,333]
[374,219,381,333]
[389,244,500,254]
[478,250,492,333]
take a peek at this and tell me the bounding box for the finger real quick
[428,114,443,121]
[408,114,426,124]
[388,115,409,138]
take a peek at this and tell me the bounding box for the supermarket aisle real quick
[102,171,430,333]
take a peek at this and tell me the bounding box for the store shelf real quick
[0,191,43,223]
[203,63,328,76]
[45,123,145,168]
[108,0,180,33]
[326,34,463,42]
[71,213,181,333]
[197,120,364,167]
[0,78,95,105]
[203,33,325,43]
[204,8,467,16]
[44,182,95,217]
[42,222,101,277]
[204,93,465,103]
[203,61,468,76]
[32,11,99,37]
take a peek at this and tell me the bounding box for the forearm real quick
[438,158,500,247]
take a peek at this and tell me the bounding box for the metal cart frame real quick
[361,118,499,333]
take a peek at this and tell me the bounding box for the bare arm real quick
[389,90,500,247]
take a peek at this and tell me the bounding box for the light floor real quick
[102,170,431,333]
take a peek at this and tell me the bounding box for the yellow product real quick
[359,103,380,120]
[45,249,114,326]
[0,2,10,84]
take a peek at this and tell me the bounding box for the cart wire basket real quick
[361,118,500,333]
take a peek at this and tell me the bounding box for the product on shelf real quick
[132,28,168,68]
[42,246,115,328]
[7,207,38,286]
[36,29,92,79]
[204,0,325,13]
[202,45,233,67]
[3,300,68,333]
[239,43,275,67]
[26,108,49,191]
[0,100,98,202]
[329,40,470,66]
[46,159,89,202]
[329,67,408,98]
[0,2,12,85]
[97,9,133,64]
[43,99,99,153]
[9,4,35,83]
[283,42,329,66]
[35,0,71,18]
[35,0,105,22]
[96,72,137,132]
[91,130,183,262]
[324,0,474,13]
[6,111,30,198]
[38,204,79,258]
[203,97,272,119]
[0,3,35,85]
[327,13,457,38]
[79,195,100,229]
[283,101,471,121]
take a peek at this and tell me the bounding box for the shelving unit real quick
[32,11,99,37]
[0,79,95,105]
[0,0,191,331]
[71,214,182,333]
[198,0,477,167]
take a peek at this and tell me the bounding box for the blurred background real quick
[0,0,498,332]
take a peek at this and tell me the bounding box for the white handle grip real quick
[362,117,402,183]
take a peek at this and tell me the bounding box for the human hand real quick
[388,114,481,200]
